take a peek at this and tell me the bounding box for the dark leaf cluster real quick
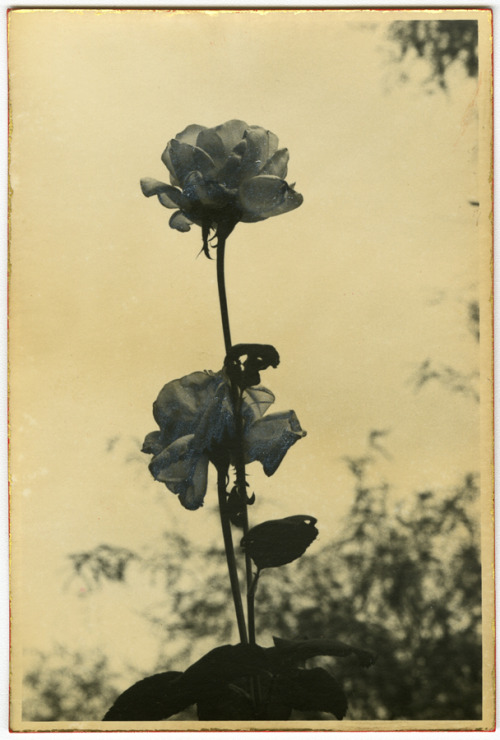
[103,639,370,721]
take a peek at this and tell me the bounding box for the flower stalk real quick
[216,236,232,354]
[216,464,248,645]
[232,391,257,645]
[215,239,256,644]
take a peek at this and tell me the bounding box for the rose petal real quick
[192,375,235,452]
[149,435,209,510]
[158,193,183,209]
[152,371,222,444]
[216,153,244,190]
[161,146,181,188]
[142,431,164,456]
[169,211,193,232]
[141,178,172,198]
[239,175,286,216]
[259,148,289,179]
[263,184,303,218]
[196,129,227,168]
[164,140,215,187]
[238,211,266,223]
[183,171,229,209]
[175,123,207,146]
[242,386,275,423]
[210,120,248,156]
[239,176,303,220]
[140,179,187,210]
[245,410,306,476]
[232,140,247,157]
[240,127,280,179]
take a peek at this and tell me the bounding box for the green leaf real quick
[241,515,318,569]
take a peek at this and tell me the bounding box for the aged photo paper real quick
[8,8,494,731]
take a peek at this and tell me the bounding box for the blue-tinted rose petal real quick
[183,171,229,208]
[175,123,207,146]
[158,191,188,210]
[232,140,247,156]
[141,178,171,197]
[161,148,180,188]
[216,153,244,189]
[142,431,164,456]
[240,127,280,179]
[245,411,306,476]
[196,129,227,168]
[158,194,181,209]
[242,386,275,423]
[164,140,215,187]
[259,148,289,179]
[239,176,303,220]
[140,179,187,209]
[239,175,286,216]
[149,435,210,510]
[152,371,222,445]
[192,376,234,452]
[169,211,193,232]
[238,212,266,223]
[264,183,303,218]
[210,120,248,156]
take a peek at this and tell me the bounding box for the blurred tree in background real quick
[23,647,118,721]
[23,452,481,721]
[387,19,479,90]
[411,298,480,403]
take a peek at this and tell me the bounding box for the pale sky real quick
[8,9,491,713]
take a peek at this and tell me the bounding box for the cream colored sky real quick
[8,8,491,716]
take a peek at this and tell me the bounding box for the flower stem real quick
[216,235,261,709]
[233,393,257,645]
[216,239,255,642]
[216,236,232,354]
[217,465,248,645]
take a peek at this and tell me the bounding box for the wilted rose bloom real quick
[142,370,306,510]
[140,120,303,255]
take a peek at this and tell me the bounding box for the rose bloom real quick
[142,370,306,510]
[140,120,303,254]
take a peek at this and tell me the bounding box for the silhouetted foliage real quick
[23,646,119,721]
[411,359,479,403]
[68,544,138,589]
[281,465,482,720]
[103,640,368,721]
[45,448,481,721]
[388,20,478,90]
[468,300,480,342]
[411,297,480,402]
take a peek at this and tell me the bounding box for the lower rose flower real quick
[142,370,306,510]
